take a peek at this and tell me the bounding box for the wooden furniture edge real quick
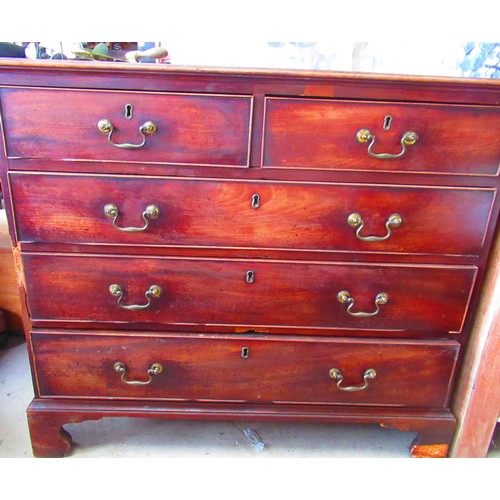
[27,399,455,458]
[450,224,500,457]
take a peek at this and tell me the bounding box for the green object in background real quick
[74,43,114,61]
[93,43,109,57]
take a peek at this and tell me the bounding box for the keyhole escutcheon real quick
[125,104,134,120]
[251,194,260,209]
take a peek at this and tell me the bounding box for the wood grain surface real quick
[22,253,477,334]
[263,97,500,175]
[31,332,459,408]
[10,172,495,257]
[1,60,499,458]
[0,88,252,166]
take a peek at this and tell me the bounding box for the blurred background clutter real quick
[0,41,498,76]
[0,42,170,64]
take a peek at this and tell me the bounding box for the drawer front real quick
[11,173,495,257]
[23,254,476,333]
[263,97,500,175]
[32,332,459,408]
[0,88,252,166]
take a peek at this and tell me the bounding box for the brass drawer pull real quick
[97,118,157,149]
[337,290,389,317]
[329,368,377,392]
[113,361,163,385]
[356,128,418,159]
[104,203,160,232]
[109,284,162,311]
[348,212,402,242]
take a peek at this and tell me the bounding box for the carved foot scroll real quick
[27,411,73,458]
[380,413,456,458]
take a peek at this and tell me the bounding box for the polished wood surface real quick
[1,59,499,104]
[25,398,457,458]
[10,172,495,257]
[1,59,499,458]
[263,97,500,175]
[22,253,476,334]
[31,332,459,407]
[0,88,252,166]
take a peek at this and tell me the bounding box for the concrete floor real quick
[1,334,498,459]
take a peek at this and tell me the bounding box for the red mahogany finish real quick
[1,59,500,458]
[263,97,500,175]
[22,253,476,334]
[10,172,495,257]
[31,332,459,408]
[1,88,253,166]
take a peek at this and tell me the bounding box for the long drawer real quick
[10,173,495,257]
[31,332,459,408]
[23,254,477,333]
[0,88,252,166]
[263,97,500,175]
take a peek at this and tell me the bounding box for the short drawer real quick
[31,332,459,408]
[10,172,495,257]
[23,254,477,334]
[263,97,500,175]
[0,88,252,166]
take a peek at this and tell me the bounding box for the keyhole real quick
[125,104,134,120]
[251,194,260,209]
[246,270,255,284]
[241,347,250,359]
[383,115,393,130]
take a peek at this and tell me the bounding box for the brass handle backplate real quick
[356,128,418,159]
[113,361,163,385]
[348,212,402,242]
[97,118,157,149]
[337,290,389,317]
[104,203,160,232]
[329,368,377,392]
[109,284,162,311]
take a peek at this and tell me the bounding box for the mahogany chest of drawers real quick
[1,59,499,457]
